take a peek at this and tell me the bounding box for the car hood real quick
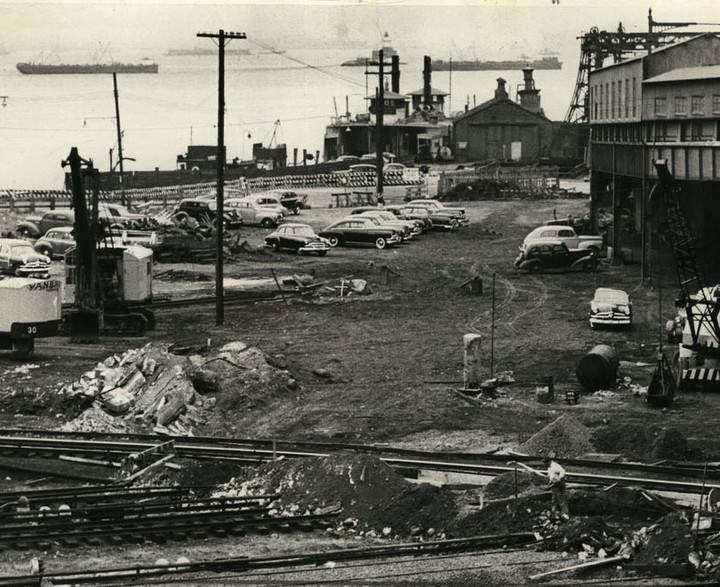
[18,252,50,263]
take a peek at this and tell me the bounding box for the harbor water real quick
[0,49,579,189]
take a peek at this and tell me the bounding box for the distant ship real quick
[16,61,159,74]
[431,56,562,71]
[341,31,401,67]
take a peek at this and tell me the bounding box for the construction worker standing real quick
[544,452,570,519]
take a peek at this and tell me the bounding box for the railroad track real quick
[0,492,334,550]
[0,533,536,586]
[0,429,717,493]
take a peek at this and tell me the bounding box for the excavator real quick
[647,160,720,405]
[62,147,156,338]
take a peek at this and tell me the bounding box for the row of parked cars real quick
[263,200,470,255]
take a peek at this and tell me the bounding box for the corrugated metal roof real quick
[643,64,720,83]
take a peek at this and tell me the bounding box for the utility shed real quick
[453,77,553,163]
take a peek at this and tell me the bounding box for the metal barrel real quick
[576,344,619,391]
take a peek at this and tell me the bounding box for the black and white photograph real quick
[0,0,720,583]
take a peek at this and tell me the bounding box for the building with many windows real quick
[588,33,720,273]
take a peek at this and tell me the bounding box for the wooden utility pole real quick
[197,29,247,327]
[365,50,389,204]
[112,73,126,206]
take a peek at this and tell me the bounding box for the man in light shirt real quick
[544,452,570,519]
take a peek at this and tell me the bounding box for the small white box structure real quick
[0,278,62,333]
[122,246,153,302]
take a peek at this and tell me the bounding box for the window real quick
[558,229,573,238]
[632,78,637,117]
[714,95,720,114]
[654,97,667,117]
[691,96,704,115]
[625,79,629,117]
[611,81,615,118]
[675,96,687,115]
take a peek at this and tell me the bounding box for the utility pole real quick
[112,73,126,205]
[197,29,246,327]
[366,50,390,204]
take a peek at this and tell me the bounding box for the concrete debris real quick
[59,341,292,436]
[519,415,595,458]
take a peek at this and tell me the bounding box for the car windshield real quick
[595,290,627,304]
[11,245,36,256]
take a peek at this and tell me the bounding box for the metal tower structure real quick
[565,9,713,123]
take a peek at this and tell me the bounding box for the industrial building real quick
[323,58,453,162]
[452,69,587,165]
[587,33,720,273]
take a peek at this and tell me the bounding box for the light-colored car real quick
[34,226,75,259]
[384,162,406,172]
[335,155,361,162]
[589,288,632,328]
[98,203,154,229]
[242,194,287,217]
[0,238,51,277]
[357,210,421,238]
[349,163,377,173]
[407,199,469,225]
[225,198,284,227]
[523,225,603,254]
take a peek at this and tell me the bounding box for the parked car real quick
[353,210,421,238]
[407,199,469,225]
[523,225,603,254]
[589,288,632,329]
[225,198,284,227]
[98,203,156,229]
[0,238,51,277]
[239,194,286,218]
[349,163,377,173]
[264,223,330,256]
[262,190,308,214]
[384,162,406,172]
[335,155,361,162]
[514,240,598,273]
[345,214,412,242]
[173,198,243,229]
[400,205,457,231]
[383,205,433,231]
[34,227,76,259]
[319,219,401,249]
[16,210,75,239]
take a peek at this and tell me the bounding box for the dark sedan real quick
[264,223,330,256]
[319,219,401,250]
[401,206,458,231]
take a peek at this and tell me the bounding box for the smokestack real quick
[391,55,400,94]
[423,55,432,108]
[494,78,508,100]
[518,68,542,113]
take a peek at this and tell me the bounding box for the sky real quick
[2,0,720,59]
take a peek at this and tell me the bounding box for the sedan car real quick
[319,219,401,250]
[589,288,632,329]
[264,223,330,256]
[355,210,421,239]
[173,198,243,229]
[34,226,75,259]
[400,206,457,231]
[0,238,51,277]
[514,240,598,273]
[407,199,469,225]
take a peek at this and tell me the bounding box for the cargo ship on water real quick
[341,32,403,66]
[431,55,561,71]
[16,61,158,74]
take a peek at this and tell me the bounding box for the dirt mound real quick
[216,453,456,537]
[519,415,595,458]
[593,424,689,462]
[449,493,551,537]
[485,470,547,499]
[542,516,626,553]
[635,512,694,565]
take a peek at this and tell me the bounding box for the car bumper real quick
[299,243,331,254]
[16,263,51,277]
[589,314,632,326]
[388,234,402,244]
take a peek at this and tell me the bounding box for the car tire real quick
[582,260,596,272]
[261,218,274,228]
[528,261,543,273]
[587,246,600,256]
[328,236,340,247]
[375,237,387,250]
[37,246,52,258]
[16,227,32,239]
[173,211,190,224]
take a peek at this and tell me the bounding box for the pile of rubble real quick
[214,453,457,539]
[59,341,296,436]
[518,415,595,458]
